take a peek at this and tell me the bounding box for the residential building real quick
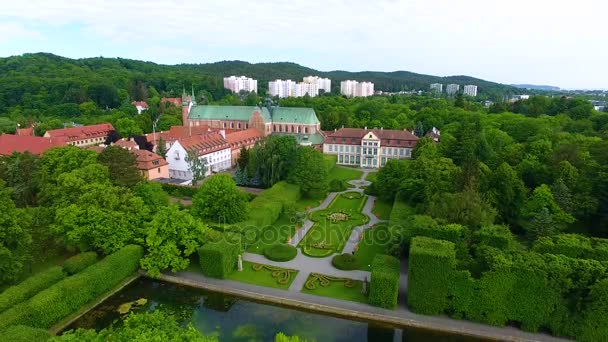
[44,123,115,147]
[430,83,443,93]
[112,138,169,180]
[145,125,212,153]
[509,94,530,102]
[160,97,182,107]
[131,101,148,114]
[323,127,418,168]
[463,85,478,97]
[0,134,64,156]
[166,131,231,182]
[223,76,258,93]
[340,80,374,97]
[446,84,460,96]
[225,128,262,166]
[269,79,319,98]
[425,127,441,142]
[303,76,331,93]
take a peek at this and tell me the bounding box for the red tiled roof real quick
[114,138,138,150]
[131,101,148,108]
[132,149,168,171]
[225,128,262,148]
[145,125,211,145]
[16,127,34,136]
[178,131,229,157]
[0,134,64,156]
[326,128,418,147]
[44,123,114,142]
[161,98,182,106]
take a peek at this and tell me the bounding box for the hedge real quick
[533,234,608,261]
[368,254,400,309]
[332,253,360,270]
[0,245,143,330]
[0,266,65,314]
[386,200,415,255]
[0,325,50,342]
[63,252,98,275]
[198,239,240,279]
[474,225,517,250]
[160,183,197,198]
[264,244,297,262]
[408,237,455,314]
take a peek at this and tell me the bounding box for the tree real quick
[237,146,249,169]
[98,146,142,188]
[246,135,298,188]
[0,152,40,207]
[192,174,249,224]
[140,205,209,277]
[287,147,328,197]
[186,149,206,185]
[115,117,143,138]
[455,93,466,108]
[133,182,169,214]
[488,163,527,225]
[415,121,425,137]
[156,137,167,159]
[428,186,497,228]
[0,181,32,284]
[521,184,575,239]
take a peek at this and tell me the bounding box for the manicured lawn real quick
[365,171,378,183]
[328,166,363,184]
[301,273,368,304]
[295,195,325,212]
[331,192,366,211]
[246,214,297,255]
[372,198,393,220]
[227,261,298,290]
[355,224,390,271]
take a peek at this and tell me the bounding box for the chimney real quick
[364,126,367,130]
[381,127,383,130]
[334,128,337,132]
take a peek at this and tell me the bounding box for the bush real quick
[0,245,143,330]
[329,179,347,192]
[160,183,197,198]
[0,325,50,342]
[198,240,239,279]
[408,237,455,315]
[474,225,517,250]
[63,252,98,275]
[264,244,297,262]
[533,234,608,261]
[0,266,65,313]
[332,253,360,270]
[368,254,400,309]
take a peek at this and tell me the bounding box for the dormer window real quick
[174,151,180,160]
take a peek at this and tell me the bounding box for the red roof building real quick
[161,98,182,107]
[16,127,34,136]
[225,128,262,166]
[0,135,64,156]
[131,101,148,114]
[323,127,418,168]
[166,131,232,181]
[132,148,169,180]
[44,123,114,147]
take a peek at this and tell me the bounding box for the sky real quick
[0,0,606,89]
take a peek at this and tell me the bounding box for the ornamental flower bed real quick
[327,212,349,223]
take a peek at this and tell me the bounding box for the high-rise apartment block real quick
[223,76,258,93]
[430,83,443,93]
[268,79,319,98]
[340,80,374,97]
[303,76,331,93]
[464,85,478,97]
[446,84,460,96]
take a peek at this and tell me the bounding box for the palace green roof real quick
[188,105,320,125]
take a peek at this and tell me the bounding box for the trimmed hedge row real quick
[0,325,50,342]
[198,238,241,279]
[63,252,98,275]
[0,245,143,330]
[386,200,415,255]
[473,225,518,250]
[332,253,360,270]
[368,254,400,309]
[160,183,197,198]
[407,236,608,341]
[0,266,65,313]
[264,244,297,262]
[533,234,608,261]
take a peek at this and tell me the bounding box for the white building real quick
[166,130,231,183]
[268,79,319,98]
[446,84,460,96]
[463,85,478,97]
[294,82,319,97]
[340,80,374,97]
[323,127,418,168]
[223,76,258,93]
[303,76,331,93]
[430,83,443,93]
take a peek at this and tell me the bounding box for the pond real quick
[65,277,486,342]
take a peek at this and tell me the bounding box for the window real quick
[350,146,354,152]
[339,155,343,163]
[356,156,360,164]
[223,122,226,128]
[238,123,241,129]
[231,122,234,129]
[304,127,308,134]
[157,168,161,173]
[394,148,398,156]
[350,155,355,164]
[400,148,404,156]
[357,146,361,153]
[153,160,159,166]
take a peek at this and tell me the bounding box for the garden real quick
[300,273,368,304]
[354,224,391,271]
[298,192,369,257]
[227,261,298,290]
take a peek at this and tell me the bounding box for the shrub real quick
[408,237,455,315]
[160,183,197,198]
[332,253,360,270]
[329,179,347,192]
[533,234,608,262]
[63,252,98,275]
[368,254,400,309]
[0,325,50,342]
[198,240,239,279]
[0,266,65,313]
[474,225,517,250]
[0,245,143,330]
[264,244,297,262]
[579,278,608,342]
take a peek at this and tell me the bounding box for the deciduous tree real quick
[192,174,249,224]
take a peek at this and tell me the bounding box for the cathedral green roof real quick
[271,107,320,125]
[188,105,319,125]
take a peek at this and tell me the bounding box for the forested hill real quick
[0,53,518,114]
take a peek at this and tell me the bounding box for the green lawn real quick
[331,192,366,211]
[365,171,378,183]
[372,198,393,220]
[227,261,298,290]
[301,273,368,303]
[328,166,363,184]
[295,195,325,212]
[355,224,390,271]
[246,213,297,255]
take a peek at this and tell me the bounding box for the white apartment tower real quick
[223,76,258,93]
[430,83,443,93]
[303,76,331,93]
[341,80,374,97]
[446,84,460,96]
[269,79,319,98]
[464,85,478,97]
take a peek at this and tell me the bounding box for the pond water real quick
[65,277,485,342]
